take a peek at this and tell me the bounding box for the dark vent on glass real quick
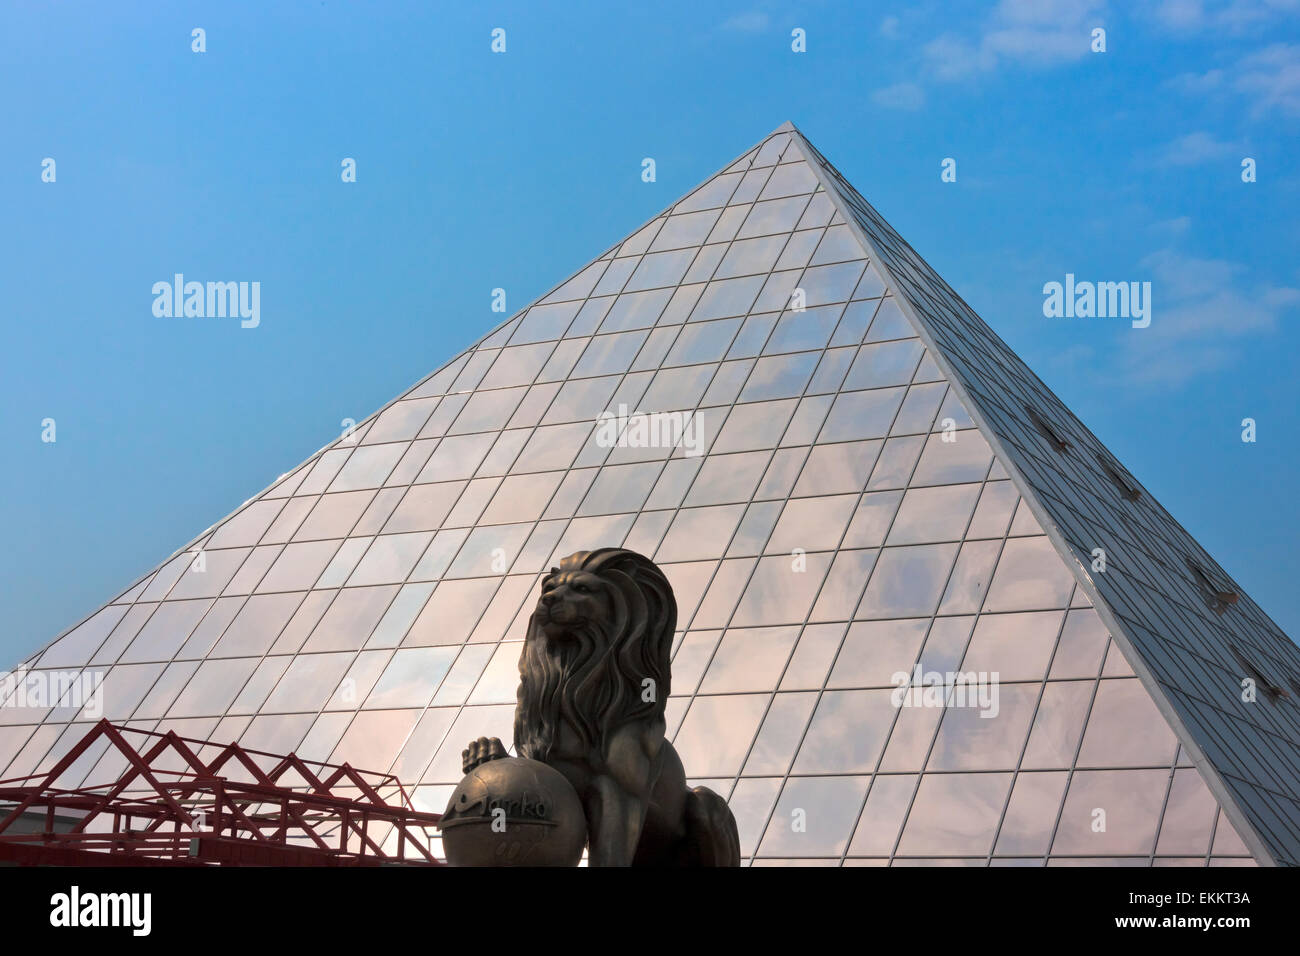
[1186,558,1239,615]
[1098,454,1142,502]
[1024,406,1071,453]
[1228,643,1288,702]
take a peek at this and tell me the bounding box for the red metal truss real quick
[0,719,444,866]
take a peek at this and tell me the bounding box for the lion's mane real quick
[513,548,675,763]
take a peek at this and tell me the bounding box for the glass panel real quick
[995,771,1070,856]
[808,223,864,265]
[810,549,877,622]
[448,387,528,436]
[910,430,993,486]
[799,262,865,307]
[467,642,525,704]
[738,195,808,238]
[937,539,1003,614]
[966,480,1018,539]
[1077,678,1178,768]
[828,619,928,689]
[510,301,582,343]
[649,209,721,252]
[865,435,925,490]
[572,331,649,378]
[738,353,818,402]
[983,537,1076,613]
[347,534,432,586]
[780,623,845,690]
[120,600,212,663]
[864,298,911,339]
[623,250,694,293]
[926,683,1038,771]
[712,400,797,454]
[167,657,260,717]
[207,500,284,550]
[731,553,832,627]
[728,314,778,359]
[730,777,783,858]
[673,694,769,776]
[857,544,958,619]
[891,382,947,434]
[714,234,786,279]
[692,275,764,321]
[1052,769,1167,855]
[843,340,925,391]
[727,501,783,556]
[792,689,896,773]
[294,491,375,541]
[1155,768,1217,856]
[329,444,404,492]
[757,163,819,201]
[417,434,494,482]
[656,506,746,563]
[600,288,675,333]
[700,626,799,694]
[886,483,981,546]
[665,318,741,366]
[758,776,869,858]
[303,585,399,653]
[1024,681,1097,770]
[404,579,501,646]
[766,495,856,553]
[896,772,1012,856]
[259,652,353,713]
[848,774,918,856]
[480,472,564,524]
[818,388,905,443]
[743,692,817,774]
[228,656,292,715]
[962,611,1062,682]
[38,606,128,668]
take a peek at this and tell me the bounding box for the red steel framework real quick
[0,719,444,866]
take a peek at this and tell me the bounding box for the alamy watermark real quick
[890,665,1000,718]
[1,669,104,718]
[1042,273,1150,328]
[152,274,260,328]
[594,404,705,457]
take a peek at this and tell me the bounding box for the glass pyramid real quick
[5,122,1295,866]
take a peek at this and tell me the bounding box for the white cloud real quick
[1151,0,1208,30]
[880,16,901,38]
[872,82,926,110]
[924,0,1106,81]
[1152,131,1243,166]
[1117,248,1298,384]
[1151,215,1193,236]
[1148,0,1300,33]
[720,11,770,33]
[1167,68,1226,94]
[1166,43,1298,118]
[1235,43,1300,116]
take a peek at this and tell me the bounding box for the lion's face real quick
[534,569,613,643]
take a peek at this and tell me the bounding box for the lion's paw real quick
[461,736,508,775]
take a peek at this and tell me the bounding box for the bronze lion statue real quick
[460,548,741,866]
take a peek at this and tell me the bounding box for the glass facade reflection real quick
[4,123,1289,867]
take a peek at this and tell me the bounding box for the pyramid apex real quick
[772,120,798,134]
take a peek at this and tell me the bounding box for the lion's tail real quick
[683,786,741,867]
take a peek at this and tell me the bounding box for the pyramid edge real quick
[784,127,1281,867]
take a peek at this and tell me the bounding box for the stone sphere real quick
[440,757,586,867]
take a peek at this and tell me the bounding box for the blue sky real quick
[1,0,1297,662]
